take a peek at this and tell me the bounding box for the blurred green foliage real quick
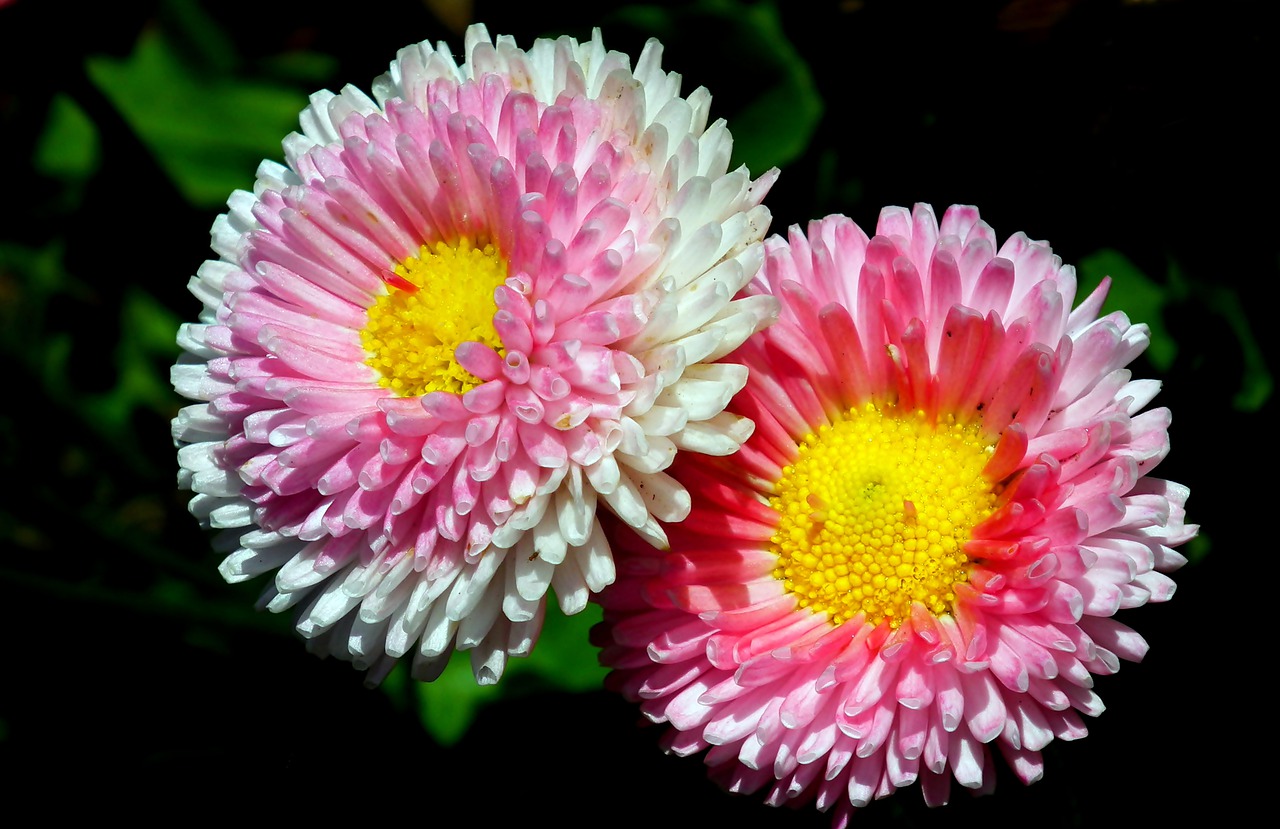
[34,95,100,180]
[87,29,316,207]
[391,603,607,745]
[1078,248,1271,412]
[607,0,823,175]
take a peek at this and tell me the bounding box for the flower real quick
[171,24,778,686]
[594,205,1194,824]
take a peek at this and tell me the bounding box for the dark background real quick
[0,0,1267,823]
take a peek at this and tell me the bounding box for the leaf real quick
[606,0,823,174]
[34,94,101,180]
[713,0,823,173]
[0,243,180,461]
[1076,248,1176,370]
[86,28,310,208]
[1171,259,1272,412]
[409,603,608,745]
[89,287,184,430]
[1077,248,1271,412]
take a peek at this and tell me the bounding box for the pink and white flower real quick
[595,205,1193,824]
[171,25,778,685]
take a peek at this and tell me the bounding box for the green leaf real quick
[1170,259,1272,412]
[1076,248,1176,370]
[34,94,101,180]
[1077,249,1271,412]
[0,242,78,388]
[0,243,180,460]
[409,603,607,745]
[90,287,184,429]
[712,0,822,173]
[86,28,310,208]
[43,285,182,447]
[1181,531,1211,566]
[607,0,823,174]
[727,3,824,173]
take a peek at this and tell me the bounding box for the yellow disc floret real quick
[361,238,508,397]
[770,403,998,627]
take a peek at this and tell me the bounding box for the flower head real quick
[595,205,1193,824]
[172,25,778,685]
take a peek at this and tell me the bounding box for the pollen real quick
[769,402,998,628]
[361,238,508,397]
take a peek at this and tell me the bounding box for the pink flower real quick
[172,25,777,685]
[595,205,1193,824]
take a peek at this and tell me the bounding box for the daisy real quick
[171,25,778,685]
[595,204,1193,824]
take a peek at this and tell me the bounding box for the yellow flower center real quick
[361,238,508,397]
[770,403,998,628]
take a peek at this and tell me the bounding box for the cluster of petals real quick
[594,204,1194,824]
[171,25,778,685]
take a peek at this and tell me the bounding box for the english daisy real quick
[595,205,1193,824]
[171,25,778,685]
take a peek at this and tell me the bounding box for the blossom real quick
[595,205,1193,824]
[171,25,778,685]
